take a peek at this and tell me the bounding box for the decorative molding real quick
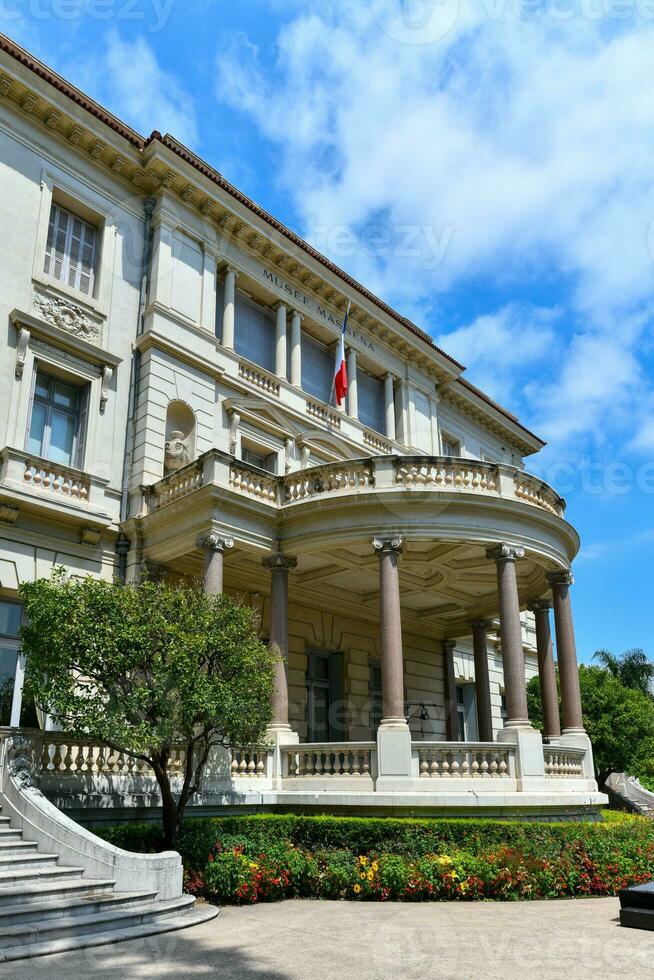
[372,535,404,555]
[196,532,234,554]
[546,569,574,588]
[89,140,105,159]
[80,526,102,546]
[527,599,552,613]
[262,552,298,571]
[228,409,240,455]
[0,504,19,525]
[0,74,12,97]
[111,155,126,174]
[30,337,100,376]
[21,92,38,113]
[68,124,84,144]
[33,291,102,343]
[45,109,60,129]
[486,543,525,563]
[15,326,30,378]
[181,184,194,203]
[100,365,112,413]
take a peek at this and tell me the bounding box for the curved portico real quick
[119,449,603,815]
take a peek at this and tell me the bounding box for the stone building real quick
[0,35,604,819]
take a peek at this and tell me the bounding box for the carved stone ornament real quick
[15,326,30,379]
[486,543,525,563]
[33,291,101,342]
[372,535,404,555]
[196,532,234,554]
[546,569,574,588]
[262,552,297,571]
[164,430,191,473]
[0,504,19,525]
[6,736,42,794]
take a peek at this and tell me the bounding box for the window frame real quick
[441,432,462,457]
[0,599,23,728]
[43,202,99,297]
[25,366,88,469]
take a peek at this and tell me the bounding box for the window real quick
[456,683,477,740]
[442,434,461,457]
[241,445,276,473]
[500,692,507,723]
[306,651,344,741]
[369,661,383,735]
[44,203,98,296]
[302,333,333,405]
[27,370,88,468]
[0,601,22,727]
[234,294,276,372]
[358,370,385,434]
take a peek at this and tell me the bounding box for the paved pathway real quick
[1,897,650,979]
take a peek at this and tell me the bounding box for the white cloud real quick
[214,2,654,450]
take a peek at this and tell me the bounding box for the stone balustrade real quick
[23,455,90,501]
[39,735,186,775]
[230,747,270,778]
[152,460,204,509]
[238,360,281,397]
[284,461,374,502]
[364,430,392,454]
[515,474,565,518]
[416,742,515,779]
[282,742,375,778]
[306,400,342,428]
[230,463,279,503]
[543,747,585,778]
[396,458,498,493]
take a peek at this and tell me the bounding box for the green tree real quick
[527,666,654,784]
[20,571,276,847]
[592,648,654,697]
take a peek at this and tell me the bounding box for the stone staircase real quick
[0,801,217,962]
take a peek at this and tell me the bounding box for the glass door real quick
[0,601,22,727]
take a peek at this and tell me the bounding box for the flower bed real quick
[95,811,654,905]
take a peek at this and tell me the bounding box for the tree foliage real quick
[527,665,654,783]
[20,571,276,846]
[592,648,654,697]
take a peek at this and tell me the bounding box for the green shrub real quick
[93,812,654,905]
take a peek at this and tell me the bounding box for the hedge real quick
[94,812,654,904]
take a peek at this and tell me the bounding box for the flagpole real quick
[330,301,351,406]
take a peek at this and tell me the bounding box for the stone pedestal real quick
[375,722,413,791]
[497,725,547,792]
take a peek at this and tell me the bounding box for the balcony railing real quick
[147,451,566,519]
[415,742,515,779]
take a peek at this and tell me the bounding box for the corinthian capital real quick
[262,552,297,570]
[486,543,525,563]
[196,532,234,554]
[372,535,404,555]
[546,569,574,588]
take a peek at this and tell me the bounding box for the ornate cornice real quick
[372,535,404,555]
[196,532,234,554]
[486,543,525,563]
[546,569,574,588]
[262,552,297,570]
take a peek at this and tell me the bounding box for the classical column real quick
[263,552,297,731]
[372,536,405,726]
[274,302,287,379]
[201,245,218,332]
[221,266,238,350]
[547,570,584,733]
[469,618,494,742]
[528,600,561,739]
[486,544,530,728]
[384,374,396,441]
[290,310,302,386]
[196,532,234,595]
[347,348,358,420]
[442,639,458,741]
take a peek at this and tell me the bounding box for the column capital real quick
[274,300,287,313]
[442,638,456,653]
[486,543,525,563]
[196,532,234,554]
[223,264,239,279]
[372,535,404,555]
[528,598,552,613]
[262,552,297,571]
[290,308,304,322]
[467,617,493,631]
[546,569,574,587]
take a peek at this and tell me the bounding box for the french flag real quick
[333,302,349,407]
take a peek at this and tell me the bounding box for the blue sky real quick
[4,1,654,661]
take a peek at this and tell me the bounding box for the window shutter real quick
[329,652,346,741]
[44,204,69,281]
[75,384,90,470]
[43,203,97,295]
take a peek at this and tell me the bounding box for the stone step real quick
[0,894,199,950]
[0,889,158,928]
[0,841,38,855]
[0,853,61,872]
[0,902,219,963]
[0,877,115,907]
[0,828,23,842]
[0,864,83,886]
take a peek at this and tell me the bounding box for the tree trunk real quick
[151,754,181,849]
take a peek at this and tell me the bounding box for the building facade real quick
[0,37,604,817]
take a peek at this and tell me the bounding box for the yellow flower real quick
[358,856,368,866]
[353,884,361,894]
[360,872,367,879]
